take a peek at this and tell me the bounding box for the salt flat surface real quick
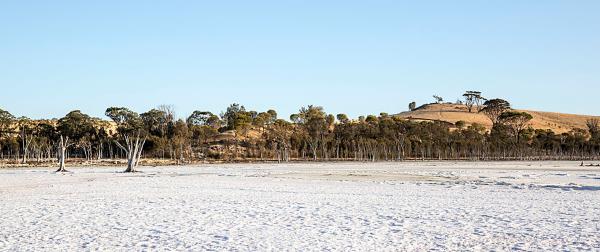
[1,161,599,251]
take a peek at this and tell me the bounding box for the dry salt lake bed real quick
[1,161,599,251]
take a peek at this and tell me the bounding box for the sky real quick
[1,1,599,120]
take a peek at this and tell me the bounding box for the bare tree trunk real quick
[115,133,146,173]
[98,142,103,160]
[21,129,31,164]
[134,137,145,168]
[308,140,318,161]
[56,136,69,172]
[180,142,184,162]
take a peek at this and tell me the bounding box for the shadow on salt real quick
[539,184,600,191]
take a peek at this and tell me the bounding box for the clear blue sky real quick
[1,1,599,120]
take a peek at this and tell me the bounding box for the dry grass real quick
[397,103,599,133]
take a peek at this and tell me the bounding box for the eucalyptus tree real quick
[463,91,485,113]
[376,115,397,160]
[186,111,219,157]
[105,107,146,172]
[266,109,278,124]
[408,102,417,111]
[29,122,56,162]
[322,114,336,159]
[331,117,346,159]
[222,103,246,131]
[481,99,511,125]
[221,103,254,156]
[235,112,253,135]
[336,114,350,124]
[54,110,98,171]
[187,111,215,127]
[587,118,600,156]
[532,129,560,157]
[55,135,71,172]
[91,119,111,160]
[265,119,293,162]
[57,110,96,161]
[0,109,14,134]
[172,119,190,162]
[498,111,533,144]
[253,112,273,133]
[0,109,15,159]
[153,105,177,158]
[141,109,168,136]
[392,116,411,160]
[488,123,514,158]
[295,105,328,160]
[586,119,599,140]
[140,109,168,157]
[460,123,487,159]
[561,129,588,158]
[17,117,33,164]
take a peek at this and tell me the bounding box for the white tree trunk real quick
[56,136,69,172]
[21,129,31,164]
[115,133,146,173]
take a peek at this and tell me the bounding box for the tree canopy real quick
[481,99,511,125]
[1,97,600,165]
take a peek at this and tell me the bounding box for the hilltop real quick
[397,103,600,134]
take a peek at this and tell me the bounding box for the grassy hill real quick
[397,103,600,134]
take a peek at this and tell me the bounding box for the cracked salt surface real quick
[1,161,599,251]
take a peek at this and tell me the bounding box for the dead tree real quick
[105,107,147,172]
[56,135,71,172]
[114,132,146,173]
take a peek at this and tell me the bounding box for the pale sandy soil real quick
[1,161,599,251]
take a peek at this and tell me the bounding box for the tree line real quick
[1,95,599,172]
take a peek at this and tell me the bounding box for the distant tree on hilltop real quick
[463,91,485,113]
[408,102,416,111]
